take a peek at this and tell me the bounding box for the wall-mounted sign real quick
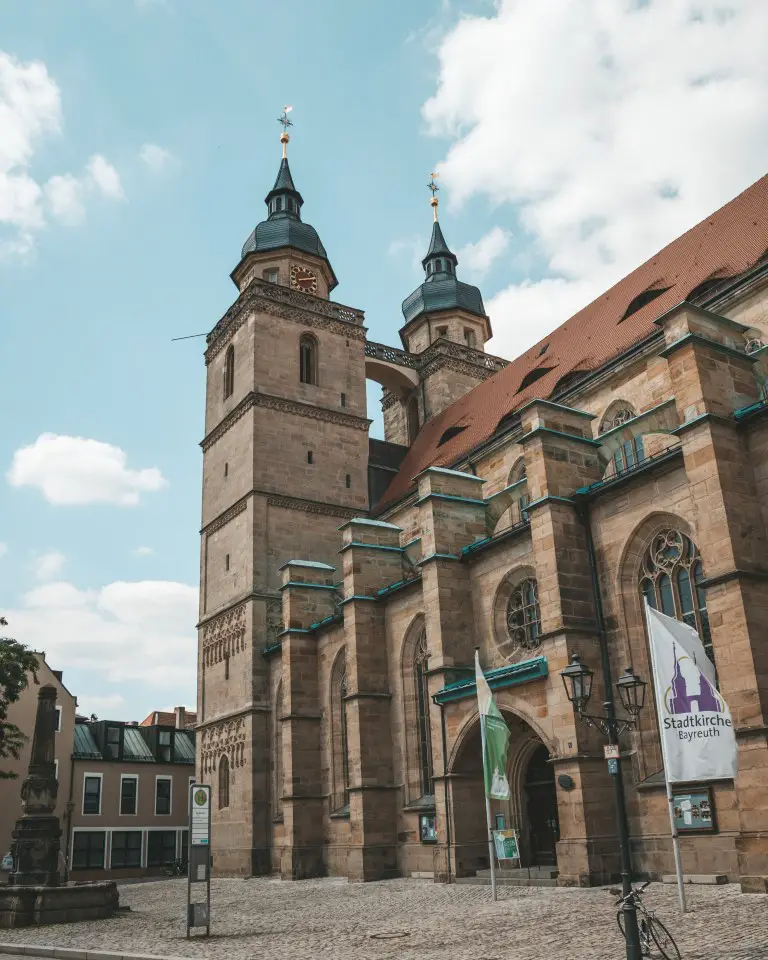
[191,785,211,846]
[672,787,716,833]
[493,829,520,861]
[604,744,620,760]
[419,814,437,843]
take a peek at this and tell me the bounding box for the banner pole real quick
[644,601,687,914]
[479,713,497,902]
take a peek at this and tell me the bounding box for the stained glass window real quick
[505,579,541,654]
[414,631,433,797]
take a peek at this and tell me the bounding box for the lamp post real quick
[560,654,647,960]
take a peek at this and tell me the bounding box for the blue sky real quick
[1,0,765,720]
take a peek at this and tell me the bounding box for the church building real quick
[196,122,768,892]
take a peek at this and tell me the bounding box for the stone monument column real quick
[9,685,62,887]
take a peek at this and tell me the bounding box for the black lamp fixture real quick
[560,654,594,713]
[560,655,646,738]
[616,666,647,718]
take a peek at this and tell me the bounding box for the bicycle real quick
[611,880,681,960]
[163,858,187,877]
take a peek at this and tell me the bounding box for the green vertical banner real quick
[475,651,511,799]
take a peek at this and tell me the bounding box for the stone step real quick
[456,875,559,887]
[475,867,559,880]
[662,873,728,885]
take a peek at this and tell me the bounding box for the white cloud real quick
[6,579,197,717]
[7,433,168,506]
[78,693,125,717]
[388,235,425,274]
[0,52,125,256]
[44,174,85,226]
[139,143,175,173]
[422,0,768,359]
[133,546,154,557]
[86,154,125,201]
[33,549,65,580]
[456,226,510,278]
[0,542,7,559]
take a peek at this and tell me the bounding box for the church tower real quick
[197,114,370,876]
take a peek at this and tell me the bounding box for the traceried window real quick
[509,460,529,523]
[639,529,713,664]
[339,669,350,807]
[600,407,645,476]
[223,345,235,399]
[273,681,284,818]
[414,630,433,797]
[507,579,541,651]
[218,754,230,809]
[299,334,318,385]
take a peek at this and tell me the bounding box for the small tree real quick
[0,617,39,780]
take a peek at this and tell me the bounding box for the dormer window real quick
[275,197,283,212]
[158,729,173,763]
[105,725,121,760]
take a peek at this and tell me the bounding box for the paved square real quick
[2,879,768,959]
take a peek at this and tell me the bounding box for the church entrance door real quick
[523,744,559,866]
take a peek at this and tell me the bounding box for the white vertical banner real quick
[645,604,737,783]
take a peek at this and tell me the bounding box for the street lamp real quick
[560,654,647,960]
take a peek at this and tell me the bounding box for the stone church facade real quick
[196,140,768,892]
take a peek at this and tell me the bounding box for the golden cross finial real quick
[428,172,440,221]
[278,105,293,158]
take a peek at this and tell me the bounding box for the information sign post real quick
[186,783,212,938]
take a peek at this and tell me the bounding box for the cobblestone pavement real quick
[1,878,767,960]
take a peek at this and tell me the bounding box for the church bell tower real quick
[196,111,370,875]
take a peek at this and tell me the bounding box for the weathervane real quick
[428,171,440,221]
[278,105,293,158]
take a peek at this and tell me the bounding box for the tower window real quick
[308,451,313,464]
[463,328,476,348]
[446,261,453,274]
[345,474,351,488]
[224,462,228,478]
[265,268,278,284]
[275,197,283,212]
[340,392,346,407]
[225,554,230,571]
[436,326,448,339]
[299,334,318,385]
[223,345,235,399]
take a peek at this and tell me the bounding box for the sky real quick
[1,0,766,721]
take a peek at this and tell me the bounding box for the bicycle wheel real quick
[617,909,652,957]
[647,916,681,960]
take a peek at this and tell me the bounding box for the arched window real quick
[299,334,318,385]
[223,345,235,399]
[406,396,420,445]
[507,578,541,651]
[330,652,349,812]
[340,669,350,807]
[600,406,644,476]
[414,630,433,797]
[509,459,529,523]
[218,754,230,809]
[273,681,283,817]
[639,529,713,664]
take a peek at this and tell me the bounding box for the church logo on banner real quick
[645,603,737,783]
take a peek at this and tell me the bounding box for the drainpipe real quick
[439,701,452,885]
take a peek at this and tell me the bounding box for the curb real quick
[0,945,190,960]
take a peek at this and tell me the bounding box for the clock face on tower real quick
[290,264,318,294]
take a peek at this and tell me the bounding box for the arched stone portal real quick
[448,711,559,877]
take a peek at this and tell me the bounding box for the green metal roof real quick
[433,656,548,705]
[73,723,102,759]
[402,276,486,325]
[423,221,456,265]
[123,727,154,761]
[173,731,196,763]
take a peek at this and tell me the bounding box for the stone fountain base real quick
[0,881,119,928]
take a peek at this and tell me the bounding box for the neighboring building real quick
[68,708,195,880]
[0,656,76,862]
[196,124,768,894]
[140,709,197,729]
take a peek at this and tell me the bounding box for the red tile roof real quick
[140,710,197,729]
[378,175,768,509]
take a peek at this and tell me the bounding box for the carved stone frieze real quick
[201,391,371,452]
[204,497,248,537]
[420,355,502,383]
[266,493,359,520]
[199,715,247,774]
[202,602,247,668]
[381,390,400,411]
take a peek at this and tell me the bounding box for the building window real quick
[345,474,351,489]
[72,831,106,870]
[340,392,346,407]
[218,754,230,809]
[599,406,645,476]
[110,831,142,869]
[463,328,476,348]
[223,344,235,399]
[83,775,102,815]
[307,450,313,464]
[273,681,284,818]
[147,830,177,867]
[105,725,121,760]
[339,669,350,807]
[155,777,172,815]
[507,578,541,650]
[299,334,318,385]
[264,268,278,284]
[414,630,433,797]
[158,730,173,763]
[54,705,62,732]
[120,775,138,816]
[225,554,230,571]
[436,326,448,339]
[640,529,713,664]
[224,462,228,478]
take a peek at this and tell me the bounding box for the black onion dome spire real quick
[239,111,336,289]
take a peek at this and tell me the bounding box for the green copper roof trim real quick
[279,580,338,591]
[670,412,735,436]
[339,541,404,554]
[519,426,602,448]
[279,559,336,572]
[309,613,344,632]
[338,594,378,605]
[734,397,768,421]
[659,332,757,363]
[416,465,485,483]
[338,517,402,532]
[419,552,460,564]
[276,627,312,638]
[402,276,486,326]
[433,656,548,704]
[376,574,422,598]
[415,492,487,507]
[262,641,283,657]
